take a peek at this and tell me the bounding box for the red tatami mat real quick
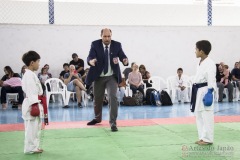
[1,115,240,132]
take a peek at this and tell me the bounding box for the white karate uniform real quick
[175,75,190,102]
[193,57,216,143]
[22,69,44,154]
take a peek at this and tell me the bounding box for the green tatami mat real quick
[0,123,239,160]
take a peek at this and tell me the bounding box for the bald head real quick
[219,62,225,66]
[101,28,112,36]
[101,28,112,45]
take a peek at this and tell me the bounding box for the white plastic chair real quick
[215,86,230,102]
[184,75,193,100]
[232,81,240,101]
[44,78,66,107]
[45,78,88,107]
[234,87,240,101]
[125,79,133,97]
[6,93,18,103]
[148,76,167,91]
[65,89,87,107]
[166,76,177,102]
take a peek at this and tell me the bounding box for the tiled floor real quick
[1,98,240,124]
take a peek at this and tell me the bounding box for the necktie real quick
[104,45,109,74]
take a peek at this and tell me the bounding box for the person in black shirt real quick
[216,63,233,102]
[231,62,240,90]
[139,64,152,88]
[0,66,24,109]
[122,64,133,80]
[69,53,85,76]
[59,63,69,82]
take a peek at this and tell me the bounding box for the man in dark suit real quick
[85,28,128,132]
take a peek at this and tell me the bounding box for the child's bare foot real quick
[38,148,44,152]
[33,149,43,153]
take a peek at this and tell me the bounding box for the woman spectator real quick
[139,64,152,88]
[220,65,230,86]
[39,67,50,94]
[128,63,144,96]
[20,65,27,78]
[38,64,52,79]
[0,66,24,109]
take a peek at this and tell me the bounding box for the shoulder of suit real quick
[91,39,121,44]
[111,40,121,45]
[92,39,102,44]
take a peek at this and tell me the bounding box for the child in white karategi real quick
[175,68,190,103]
[22,51,44,154]
[190,40,216,145]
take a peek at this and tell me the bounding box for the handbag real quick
[123,96,136,106]
[30,103,40,117]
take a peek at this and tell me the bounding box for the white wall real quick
[0,1,240,26]
[0,24,239,80]
[55,3,207,26]
[0,1,48,24]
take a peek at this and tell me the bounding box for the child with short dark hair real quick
[175,68,190,103]
[59,63,69,82]
[190,40,216,145]
[22,50,47,154]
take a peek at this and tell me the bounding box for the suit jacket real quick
[85,39,128,85]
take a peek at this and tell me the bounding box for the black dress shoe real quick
[228,100,233,102]
[87,119,99,125]
[63,105,70,108]
[12,105,18,109]
[78,103,83,108]
[111,126,118,132]
[218,100,223,103]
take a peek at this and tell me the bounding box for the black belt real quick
[190,82,208,112]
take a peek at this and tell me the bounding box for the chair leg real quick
[214,89,219,102]
[172,90,176,103]
[65,92,71,106]
[81,91,87,107]
[46,93,51,108]
[52,95,55,102]
[61,93,66,105]
[234,88,240,101]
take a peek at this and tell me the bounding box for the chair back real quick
[148,76,167,91]
[124,79,132,97]
[182,75,192,87]
[44,78,66,94]
[44,78,66,107]
[189,75,195,85]
[166,76,176,91]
